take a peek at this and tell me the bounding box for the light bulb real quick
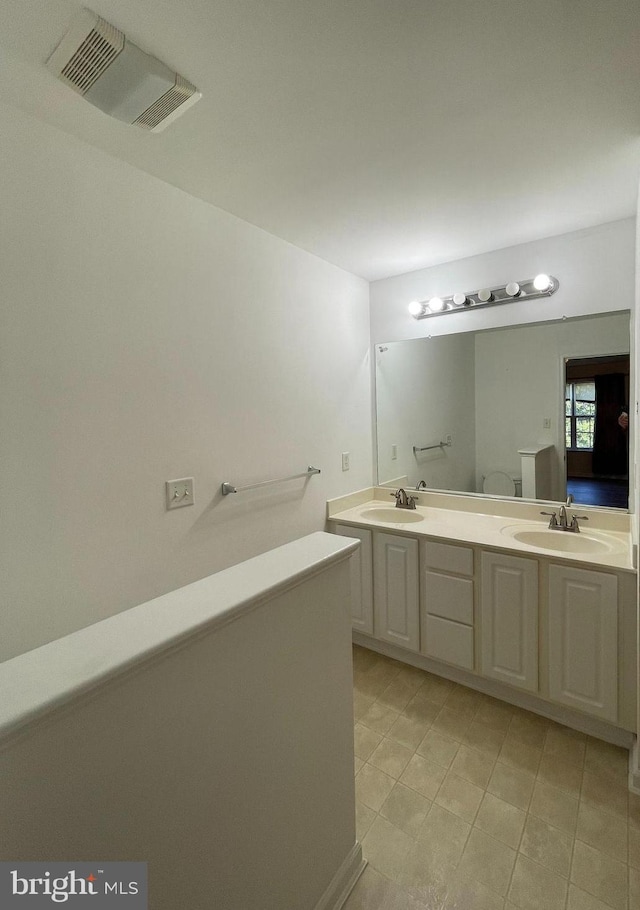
[478,289,494,302]
[428,296,445,312]
[452,293,469,307]
[408,300,425,317]
[533,273,552,291]
[506,282,521,297]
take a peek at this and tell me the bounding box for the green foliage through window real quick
[565,381,595,449]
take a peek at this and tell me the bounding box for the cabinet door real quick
[333,525,373,634]
[373,532,419,651]
[480,552,538,692]
[548,565,618,722]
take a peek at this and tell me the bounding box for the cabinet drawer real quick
[423,614,474,670]
[423,541,473,576]
[424,571,473,625]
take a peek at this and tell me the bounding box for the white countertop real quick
[327,489,635,573]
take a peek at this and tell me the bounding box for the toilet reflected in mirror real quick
[482,471,522,497]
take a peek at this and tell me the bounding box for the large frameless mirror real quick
[375,311,630,509]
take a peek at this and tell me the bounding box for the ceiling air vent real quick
[47,8,201,132]
[134,74,198,131]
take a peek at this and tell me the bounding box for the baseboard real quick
[353,632,634,749]
[313,842,366,910]
[629,737,640,795]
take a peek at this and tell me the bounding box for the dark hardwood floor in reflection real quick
[566,476,628,508]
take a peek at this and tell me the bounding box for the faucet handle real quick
[569,515,589,531]
[570,514,588,532]
[540,510,558,528]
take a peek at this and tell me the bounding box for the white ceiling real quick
[1,0,639,280]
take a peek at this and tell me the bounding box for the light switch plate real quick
[166,477,194,509]
[341,452,350,471]
[391,444,398,460]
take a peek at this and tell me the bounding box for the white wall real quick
[0,534,362,909]
[370,219,636,343]
[0,102,372,661]
[375,334,476,490]
[475,313,630,500]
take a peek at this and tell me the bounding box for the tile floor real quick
[344,645,640,910]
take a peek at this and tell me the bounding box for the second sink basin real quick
[502,526,617,554]
[360,507,425,524]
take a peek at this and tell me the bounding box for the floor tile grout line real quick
[352,647,633,910]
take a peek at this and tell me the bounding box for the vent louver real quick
[135,75,198,131]
[58,16,124,95]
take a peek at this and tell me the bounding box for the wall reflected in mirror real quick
[375,311,630,509]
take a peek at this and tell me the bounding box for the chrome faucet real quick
[416,480,428,491]
[540,495,588,532]
[558,504,569,528]
[391,488,418,510]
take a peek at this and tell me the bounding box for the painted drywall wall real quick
[370,219,635,343]
[1,536,361,910]
[375,334,476,491]
[475,313,630,501]
[0,102,372,661]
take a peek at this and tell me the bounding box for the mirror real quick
[375,311,630,509]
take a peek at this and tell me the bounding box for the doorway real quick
[564,354,629,509]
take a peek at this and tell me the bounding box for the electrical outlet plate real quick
[341,452,350,471]
[391,444,398,460]
[543,417,552,429]
[166,477,194,509]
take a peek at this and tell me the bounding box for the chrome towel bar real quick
[221,466,321,496]
[413,440,452,455]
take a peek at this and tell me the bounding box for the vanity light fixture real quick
[533,273,552,291]
[408,300,426,317]
[408,274,559,319]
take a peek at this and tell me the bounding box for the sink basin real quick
[502,526,616,554]
[360,507,425,524]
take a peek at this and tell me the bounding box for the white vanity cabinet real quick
[421,541,474,670]
[480,552,539,693]
[373,532,420,652]
[330,507,635,735]
[331,524,420,650]
[547,565,618,722]
[333,524,373,634]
